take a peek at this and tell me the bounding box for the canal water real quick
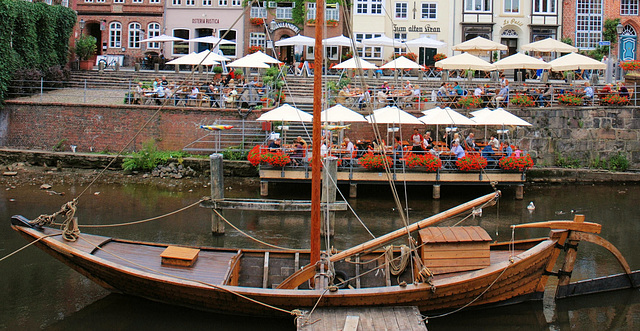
[1,181,639,330]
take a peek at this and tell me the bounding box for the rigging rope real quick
[212,209,292,250]
[0,234,61,263]
[384,244,411,276]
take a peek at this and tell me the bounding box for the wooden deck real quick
[260,168,525,184]
[297,306,427,331]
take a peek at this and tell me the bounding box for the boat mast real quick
[310,0,325,267]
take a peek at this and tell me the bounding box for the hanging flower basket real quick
[359,153,392,171]
[456,154,487,171]
[403,153,442,172]
[327,19,338,27]
[498,155,534,172]
[250,18,264,25]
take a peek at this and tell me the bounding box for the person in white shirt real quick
[473,84,484,97]
[320,140,328,157]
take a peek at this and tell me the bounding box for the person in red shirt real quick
[411,128,423,152]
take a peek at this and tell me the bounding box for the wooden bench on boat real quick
[160,246,200,267]
[418,226,492,275]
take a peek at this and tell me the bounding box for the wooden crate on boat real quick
[418,226,491,275]
[160,246,200,267]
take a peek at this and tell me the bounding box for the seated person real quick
[453,82,465,96]
[154,85,165,105]
[473,84,484,97]
[601,83,612,95]
[376,90,388,106]
[583,82,594,100]
[268,138,281,151]
[618,82,630,98]
[335,86,350,105]
[290,143,304,165]
[539,83,553,107]
[187,86,199,100]
[489,136,500,150]
[205,84,220,107]
[320,140,329,157]
[437,83,447,96]
[481,144,495,161]
[422,131,433,150]
[464,132,477,151]
[223,87,238,107]
[451,141,465,159]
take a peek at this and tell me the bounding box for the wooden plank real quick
[355,255,361,289]
[343,315,359,331]
[556,270,640,299]
[160,246,199,267]
[201,199,347,211]
[513,220,601,234]
[262,252,269,289]
[422,249,490,259]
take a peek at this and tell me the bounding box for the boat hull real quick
[12,224,558,317]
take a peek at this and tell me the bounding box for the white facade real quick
[164,1,245,58]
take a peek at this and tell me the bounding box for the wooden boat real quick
[11,192,637,317]
[8,4,638,319]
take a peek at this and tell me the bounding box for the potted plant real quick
[249,17,264,25]
[306,19,316,26]
[433,53,447,62]
[510,94,536,107]
[457,96,483,109]
[456,154,488,171]
[499,154,534,172]
[212,66,223,80]
[75,34,97,70]
[234,68,244,81]
[327,19,338,27]
[248,45,264,54]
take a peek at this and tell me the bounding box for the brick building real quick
[562,0,640,60]
[71,0,165,65]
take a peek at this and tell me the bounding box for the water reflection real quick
[1,182,639,329]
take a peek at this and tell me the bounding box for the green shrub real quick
[555,153,582,168]
[608,153,629,172]
[222,146,247,160]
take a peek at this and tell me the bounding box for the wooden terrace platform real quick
[260,168,526,198]
[297,306,427,331]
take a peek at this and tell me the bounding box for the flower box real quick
[359,153,392,171]
[456,154,487,171]
[498,155,533,172]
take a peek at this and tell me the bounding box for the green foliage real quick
[222,146,248,160]
[555,153,582,168]
[0,0,76,103]
[607,153,629,172]
[234,68,244,76]
[561,37,573,46]
[213,65,223,74]
[75,34,97,61]
[603,18,621,45]
[53,138,68,152]
[121,140,194,171]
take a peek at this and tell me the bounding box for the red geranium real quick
[359,152,392,171]
[498,154,534,171]
[456,154,488,171]
[403,153,442,172]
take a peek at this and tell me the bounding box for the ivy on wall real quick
[243,0,344,28]
[0,0,76,103]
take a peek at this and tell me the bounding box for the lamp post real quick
[616,23,624,82]
[79,19,85,35]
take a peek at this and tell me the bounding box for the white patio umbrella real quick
[188,36,236,45]
[227,56,271,69]
[404,36,446,48]
[521,38,578,53]
[244,51,282,64]
[435,52,497,71]
[256,104,312,122]
[322,35,363,47]
[493,53,551,70]
[362,35,405,47]
[366,106,423,125]
[471,108,532,126]
[166,51,221,66]
[418,107,475,143]
[380,56,422,70]
[140,34,186,43]
[321,104,367,123]
[470,107,492,117]
[274,35,315,47]
[166,52,198,65]
[451,36,508,52]
[193,50,230,62]
[333,57,378,70]
[548,52,606,71]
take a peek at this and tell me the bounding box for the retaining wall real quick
[1,101,639,167]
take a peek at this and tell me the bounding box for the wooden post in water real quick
[322,157,338,237]
[433,184,441,199]
[349,183,357,198]
[515,184,524,200]
[210,153,225,234]
[260,181,269,196]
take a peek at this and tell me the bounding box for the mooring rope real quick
[212,209,292,250]
[0,233,61,263]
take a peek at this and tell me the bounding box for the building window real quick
[276,3,294,19]
[251,3,267,17]
[173,30,189,55]
[533,0,556,14]
[186,0,195,5]
[621,0,639,15]
[356,0,367,14]
[576,0,603,49]
[218,30,236,57]
[356,33,382,59]
[250,32,266,48]
[218,0,227,5]
[395,2,408,19]
[356,0,382,14]
[464,0,491,12]
[307,3,316,19]
[203,0,211,5]
[504,0,519,13]
[462,25,492,41]
[113,0,123,3]
[61,0,69,6]
[147,23,161,49]
[421,2,437,19]
[326,3,339,21]
[325,46,338,60]
[394,32,407,55]
[231,0,241,6]
[150,0,159,3]
[109,22,122,48]
[173,0,182,5]
[85,0,93,2]
[133,0,143,3]
[128,22,141,49]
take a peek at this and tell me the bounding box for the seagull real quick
[527,202,535,213]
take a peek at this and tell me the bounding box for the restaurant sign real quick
[192,18,221,24]
[393,24,440,33]
[269,21,300,34]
